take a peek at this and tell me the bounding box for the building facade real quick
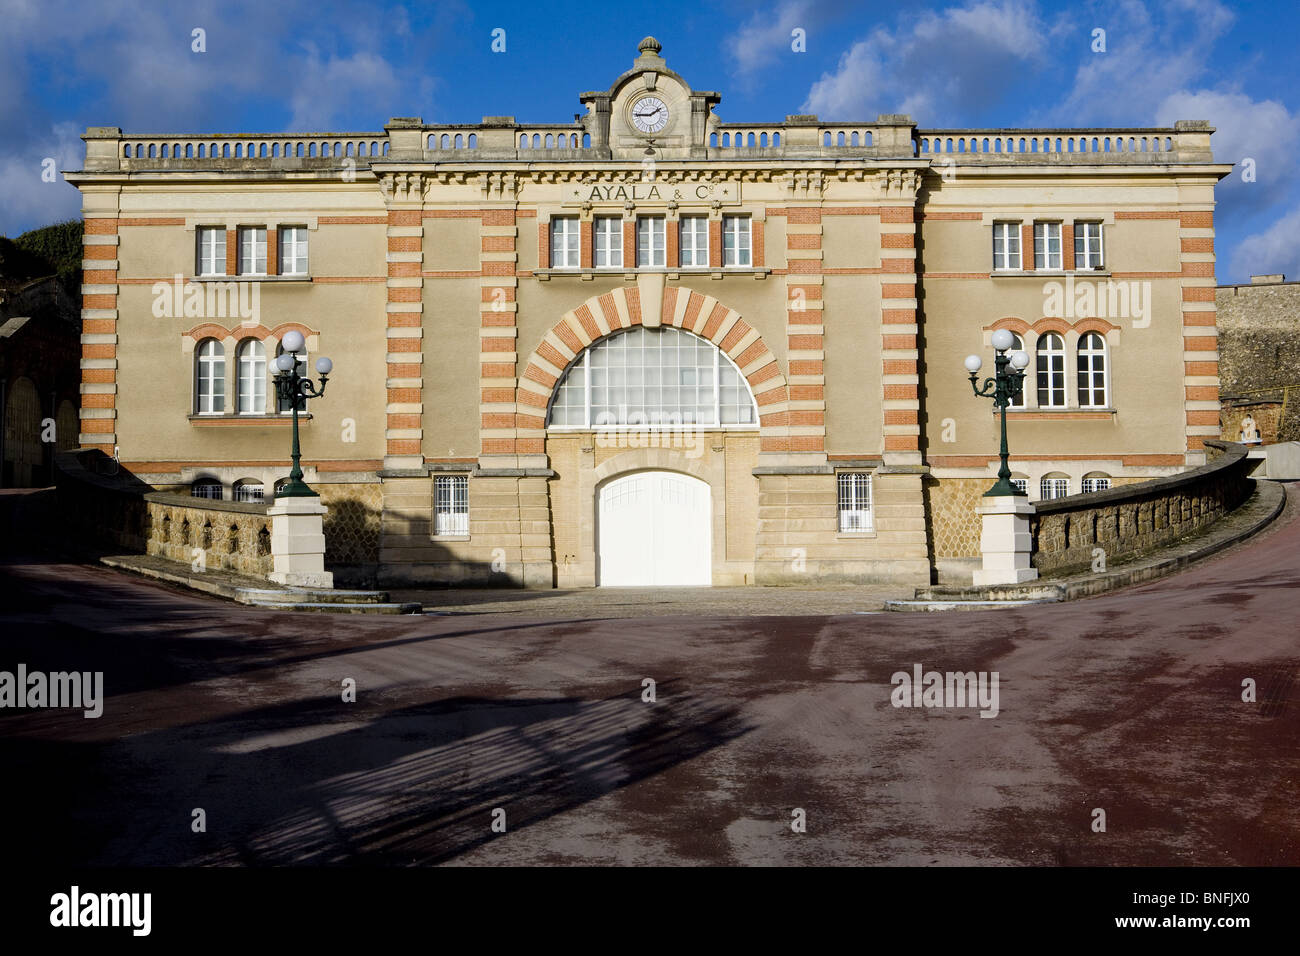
[65,37,1231,587]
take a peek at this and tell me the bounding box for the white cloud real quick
[802,0,1050,121]
[0,122,83,236]
[1229,204,1300,281]
[727,1,818,80]
[1156,90,1300,198]
[287,47,404,131]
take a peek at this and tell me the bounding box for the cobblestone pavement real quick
[1,486,1297,866]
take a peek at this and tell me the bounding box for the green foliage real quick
[2,219,84,294]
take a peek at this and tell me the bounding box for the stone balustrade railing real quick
[80,117,1215,170]
[917,120,1214,163]
[1030,441,1255,575]
[54,449,273,577]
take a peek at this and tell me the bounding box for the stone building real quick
[0,275,80,487]
[63,37,1231,586]
[1216,274,1300,445]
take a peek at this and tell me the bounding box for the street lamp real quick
[272,330,332,498]
[966,328,1031,497]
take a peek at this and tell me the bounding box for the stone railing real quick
[916,121,1214,164]
[83,128,390,172]
[54,449,273,577]
[1030,441,1255,575]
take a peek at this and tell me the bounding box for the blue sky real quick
[2,0,1298,282]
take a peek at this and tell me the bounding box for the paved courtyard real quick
[0,486,1297,866]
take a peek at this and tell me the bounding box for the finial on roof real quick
[638,36,661,55]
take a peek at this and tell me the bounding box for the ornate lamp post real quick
[271,329,333,498]
[965,328,1031,497]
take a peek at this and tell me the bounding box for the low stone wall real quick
[1031,440,1254,575]
[55,449,273,577]
[141,493,272,576]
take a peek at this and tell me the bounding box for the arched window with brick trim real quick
[1036,332,1066,408]
[547,326,759,428]
[1077,332,1108,408]
[195,338,225,414]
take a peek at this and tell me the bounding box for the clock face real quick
[631,96,669,134]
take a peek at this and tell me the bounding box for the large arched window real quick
[547,326,758,427]
[237,339,267,414]
[1077,332,1107,407]
[1036,332,1066,408]
[195,339,225,414]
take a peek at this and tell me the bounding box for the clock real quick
[630,96,669,134]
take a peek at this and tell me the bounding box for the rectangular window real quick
[434,475,469,536]
[992,222,1020,270]
[723,216,751,267]
[550,217,579,269]
[594,217,622,268]
[197,227,226,276]
[679,216,709,267]
[1075,222,1104,269]
[1040,477,1070,500]
[1081,476,1111,494]
[837,472,873,533]
[1011,478,1029,496]
[637,216,665,267]
[279,226,309,275]
[239,227,267,275]
[1034,222,1062,270]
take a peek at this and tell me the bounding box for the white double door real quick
[598,471,712,586]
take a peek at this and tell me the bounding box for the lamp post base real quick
[972,495,1039,587]
[267,495,334,590]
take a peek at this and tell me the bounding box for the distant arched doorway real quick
[3,377,42,486]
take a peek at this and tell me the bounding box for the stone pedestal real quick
[268,495,334,588]
[972,494,1038,586]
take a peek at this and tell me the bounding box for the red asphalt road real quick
[1,487,1298,866]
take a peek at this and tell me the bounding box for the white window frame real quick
[1040,476,1071,500]
[1036,332,1067,408]
[637,216,666,268]
[723,216,751,267]
[594,217,622,269]
[992,222,1020,271]
[195,338,225,414]
[238,226,267,276]
[837,472,874,533]
[1034,221,1062,270]
[679,216,708,267]
[1081,475,1111,494]
[1075,221,1104,270]
[1077,332,1108,408]
[434,475,470,536]
[546,326,759,429]
[197,227,226,276]
[1010,478,1029,496]
[237,339,267,415]
[550,217,579,269]
[279,226,309,275]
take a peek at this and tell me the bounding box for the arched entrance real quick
[598,470,711,586]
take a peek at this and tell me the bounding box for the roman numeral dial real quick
[630,96,669,134]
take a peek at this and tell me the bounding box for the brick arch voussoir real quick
[516,288,790,426]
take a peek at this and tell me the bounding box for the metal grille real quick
[837,472,873,532]
[234,482,265,503]
[1040,477,1070,500]
[1081,476,1111,494]
[434,475,469,536]
[191,481,223,500]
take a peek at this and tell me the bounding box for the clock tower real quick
[579,36,721,160]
